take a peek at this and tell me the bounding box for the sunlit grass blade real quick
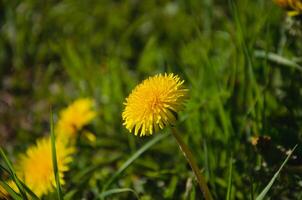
[50,110,63,200]
[226,156,233,200]
[256,145,298,200]
[18,180,40,200]
[254,50,302,72]
[101,133,168,194]
[99,188,139,199]
[0,148,28,200]
[64,189,77,200]
[0,181,22,200]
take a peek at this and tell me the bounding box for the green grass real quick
[256,145,297,200]
[0,0,302,199]
[50,111,63,200]
[101,133,169,195]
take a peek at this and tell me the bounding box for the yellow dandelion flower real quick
[17,137,74,197]
[122,73,188,137]
[274,0,302,16]
[56,98,96,139]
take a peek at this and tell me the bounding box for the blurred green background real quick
[1,0,302,199]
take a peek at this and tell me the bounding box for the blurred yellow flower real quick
[274,0,302,16]
[16,137,74,197]
[56,98,96,139]
[122,73,188,137]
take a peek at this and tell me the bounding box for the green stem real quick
[171,128,213,200]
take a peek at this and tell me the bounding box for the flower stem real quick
[171,128,213,200]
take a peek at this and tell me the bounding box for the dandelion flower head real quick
[17,137,74,197]
[122,73,188,137]
[56,98,96,139]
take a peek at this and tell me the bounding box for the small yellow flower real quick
[274,0,302,16]
[122,73,188,137]
[56,98,96,139]
[16,137,74,197]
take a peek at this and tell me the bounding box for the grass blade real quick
[256,145,298,200]
[18,179,40,200]
[0,181,22,200]
[101,133,168,194]
[0,164,10,174]
[0,148,28,200]
[226,156,233,200]
[64,189,77,200]
[254,50,302,71]
[0,164,40,200]
[50,110,63,200]
[99,188,139,199]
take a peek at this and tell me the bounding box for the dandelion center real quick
[122,73,188,137]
